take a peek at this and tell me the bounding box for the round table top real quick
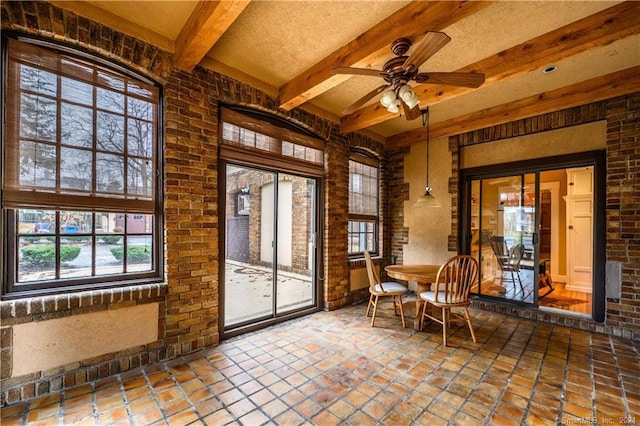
[385,264,440,283]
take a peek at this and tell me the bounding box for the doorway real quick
[222,163,320,334]
[464,158,602,319]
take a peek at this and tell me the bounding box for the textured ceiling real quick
[54,1,639,143]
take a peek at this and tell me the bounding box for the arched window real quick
[2,36,163,297]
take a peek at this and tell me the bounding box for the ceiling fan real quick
[332,31,485,120]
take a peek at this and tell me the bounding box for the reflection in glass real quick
[128,118,152,157]
[20,93,56,142]
[128,98,152,120]
[20,65,56,95]
[19,141,56,187]
[61,103,93,148]
[471,174,536,304]
[97,87,125,113]
[97,111,125,152]
[60,147,92,190]
[128,158,152,197]
[97,153,125,193]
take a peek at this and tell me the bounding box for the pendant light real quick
[413,107,442,208]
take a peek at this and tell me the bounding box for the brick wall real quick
[604,94,640,335]
[0,0,383,404]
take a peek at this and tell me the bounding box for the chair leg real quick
[397,295,406,328]
[366,294,374,317]
[420,301,429,331]
[370,295,379,327]
[463,307,477,343]
[442,307,448,347]
[516,272,524,293]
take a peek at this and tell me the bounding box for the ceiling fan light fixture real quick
[404,93,420,109]
[399,84,420,108]
[380,90,397,108]
[387,98,401,113]
[398,84,414,99]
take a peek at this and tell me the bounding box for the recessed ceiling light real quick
[543,65,558,74]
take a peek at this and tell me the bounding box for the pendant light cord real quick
[421,107,430,189]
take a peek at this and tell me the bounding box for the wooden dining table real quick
[385,264,441,330]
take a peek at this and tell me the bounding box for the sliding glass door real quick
[223,164,318,331]
[466,165,595,316]
[470,174,537,303]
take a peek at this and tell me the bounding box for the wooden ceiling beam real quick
[174,0,251,73]
[277,1,494,111]
[386,66,640,150]
[343,1,640,134]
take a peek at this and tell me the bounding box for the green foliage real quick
[21,245,81,267]
[100,235,122,245]
[64,236,89,243]
[110,245,151,263]
[22,236,42,243]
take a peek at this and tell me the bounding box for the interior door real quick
[223,164,317,330]
[566,166,593,293]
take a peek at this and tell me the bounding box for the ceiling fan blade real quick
[403,31,451,73]
[341,84,390,115]
[402,102,422,121]
[414,72,486,88]
[331,66,388,78]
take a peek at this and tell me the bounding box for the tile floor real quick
[2,303,639,425]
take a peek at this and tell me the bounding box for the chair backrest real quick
[433,255,479,304]
[489,236,509,266]
[509,244,525,269]
[363,250,383,292]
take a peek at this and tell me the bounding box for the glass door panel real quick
[224,165,275,327]
[223,166,317,330]
[275,174,315,315]
[471,174,537,304]
[468,164,596,317]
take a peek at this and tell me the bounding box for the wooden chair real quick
[363,251,407,328]
[419,255,478,346]
[489,237,525,294]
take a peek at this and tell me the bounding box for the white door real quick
[566,167,593,293]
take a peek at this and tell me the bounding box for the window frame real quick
[1,34,164,298]
[348,150,380,258]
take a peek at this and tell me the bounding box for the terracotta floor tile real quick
[3,305,639,425]
[131,406,163,425]
[62,404,94,424]
[97,406,128,425]
[346,410,377,425]
[260,398,287,419]
[227,398,257,419]
[311,409,341,426]
[192,397,221,418]
[292,398,320,419]
[161,398,191,418]
[239,409,270,426]
[202,408,235,425]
